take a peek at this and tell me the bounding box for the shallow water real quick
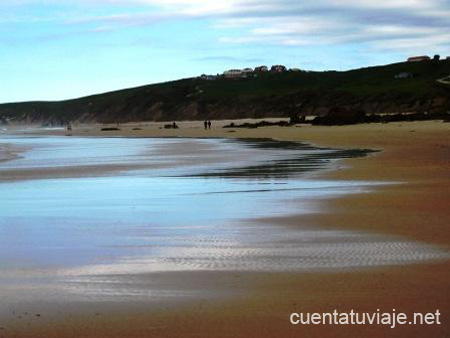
[0,136,448,301]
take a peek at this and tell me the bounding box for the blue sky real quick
[1,0,449,103]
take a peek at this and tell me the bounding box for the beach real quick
[1,120,449,337]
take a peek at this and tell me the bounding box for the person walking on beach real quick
[208,120,211,130]
[204,121,208,130]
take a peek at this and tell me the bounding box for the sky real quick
[1,0,449,103]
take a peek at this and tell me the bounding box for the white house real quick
[223,69,243,78]
[200,74,217,80]
[395,72,414,79]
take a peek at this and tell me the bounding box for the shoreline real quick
[1,120,449,337]
[4,120,449,244]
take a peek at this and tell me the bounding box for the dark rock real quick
[163,123,179,129]
[289,115,306,124]
[223,120,289,129]
[312,107,368,125]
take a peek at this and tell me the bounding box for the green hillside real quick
[1,60,449,125]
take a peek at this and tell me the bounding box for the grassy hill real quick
[1,60,449,125]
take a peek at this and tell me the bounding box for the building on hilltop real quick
[289,68,301,72]
[241,68,255,77]
[223,69,243,78]
[254,65,268,72]
[394,72,415,79]
[199,74,217,80]
[270,65,287,73]
[407,55,431,62]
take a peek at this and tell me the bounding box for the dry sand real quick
[2,120,449,337]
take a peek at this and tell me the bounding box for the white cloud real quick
[3,0,450,54]
[372,33,450,52]
[325,0,435,10]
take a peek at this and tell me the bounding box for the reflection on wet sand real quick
[0,136,448,305]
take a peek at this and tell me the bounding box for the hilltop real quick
[1,60,449,125]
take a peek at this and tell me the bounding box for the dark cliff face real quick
[1,60,449,125]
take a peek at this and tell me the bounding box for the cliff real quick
[1,60,449,125]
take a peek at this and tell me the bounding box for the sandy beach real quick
[2,0,450,336]
[0,142,26,163]
[14,119,449,243]
[1,120,449,337]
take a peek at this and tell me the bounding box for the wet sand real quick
[0,142,26,163]
[11,120,449,243]
[1,120,449,337]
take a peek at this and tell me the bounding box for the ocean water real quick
[0,136,447,301]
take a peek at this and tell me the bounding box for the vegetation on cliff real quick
[1,60,449,125]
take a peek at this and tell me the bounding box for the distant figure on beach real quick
[172,122,178,129]
[208,120,211,130]
[204,121,208,130]
[67,124,72,131]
